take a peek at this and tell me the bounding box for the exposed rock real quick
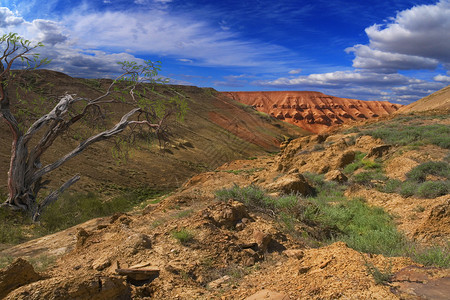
[366,144,392,158]
[414,199,450,244]
[222,91,401,133]
[283,249,304,259]
[206,275,231,289]
[245,290,291,300]
[391,266,450,300]
[0,258,43,299]
[127,233,152,255]
[5,275,130,300]
[116,266,160,281]
[253,230,272,253]
[325,170,348,183]
[335,150,355,169]
[76,227,90,248]
[210,201,250,228]
[93,257,112,271]
[265,173,314,196]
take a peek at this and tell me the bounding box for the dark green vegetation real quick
[0,187,167,246]
[378,161,450,198]
[341,145,449,198]
[171,228,195,244]
[215,177,450,268]
[346,113,450,149]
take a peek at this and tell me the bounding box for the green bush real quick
[343,152,366,174]
[399,181,417,197]
[0,187,167,245]
[363,258,393,285]
[364,122,450,149]
[214,178,448,266]
[416,181,449,198]
[352,171,386,186]
[378,179,402,193]
[0,208,30,244]
[171,228,194,244]
[411,244,450,268]
[406,161,450,182]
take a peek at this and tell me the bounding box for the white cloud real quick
[288,69,301,74]
[256,71,417,88]
[62,9,290,68]
[365,0,450,64]
[30,19,68,45]
[0,7,24,27]
[434,74,450,82]
[346,44,438,73]
[177,58,193,63]
[254,70,446,103]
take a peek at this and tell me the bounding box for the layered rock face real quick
[222,91,402,133]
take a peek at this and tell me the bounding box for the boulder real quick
[366,144,392,158]
[325,170,348,183]
[211,201,249,228]
[0,258,43,299]
[266,173,314,196]
[253,230,272,253]
[335,150,355,169]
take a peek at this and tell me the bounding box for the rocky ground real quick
[1,113,449,299]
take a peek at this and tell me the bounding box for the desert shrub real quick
[363,258,393,285]
[2,187,169,243]
[406,161,450,182]
[364,123,450,149]
[378,179,403,193]
[215,184,270,209]
[215,184,302,213]
[352,171,386,186]
[312,144,325,152]
[318,198,406,255]
[216,181,405,256]
[416,181,449,198]
[362,159,382,170]
[0,208,30,244]
[176,209,193,218]
[343,152,366,174]
[171,228,194,244]
[411,243,450,268]
[399,181,417,197]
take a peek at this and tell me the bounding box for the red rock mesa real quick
[222,91,402,133]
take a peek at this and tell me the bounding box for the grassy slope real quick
[0,70,308,195]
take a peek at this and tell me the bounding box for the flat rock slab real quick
[245,290,290,300]
[116,267,160,281]
[391,266,450,300]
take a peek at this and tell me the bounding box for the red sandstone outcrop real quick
[222,91,402,133]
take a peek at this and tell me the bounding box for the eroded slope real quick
[222,91,402,133]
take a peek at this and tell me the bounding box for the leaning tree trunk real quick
[1,90,154,221]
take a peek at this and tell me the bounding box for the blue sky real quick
[0,0,449,103]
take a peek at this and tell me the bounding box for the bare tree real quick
[0,33,186,221]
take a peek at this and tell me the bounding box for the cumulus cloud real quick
[365,0,450,63]
[256,71,417,88]
[346,44,439,73]
[0,7,24,27]
[347,0,450,73]
[434,74,450,82]
[256,1,450,103]
[254,70,447,102]
[31,19,68,45]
